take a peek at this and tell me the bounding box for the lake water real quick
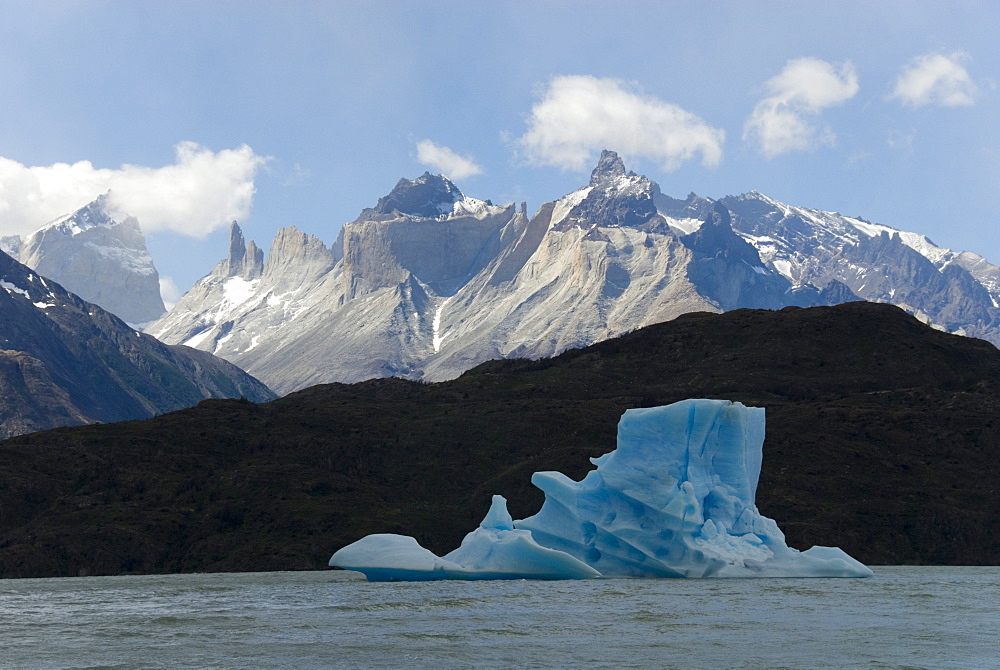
[1,566,997,669]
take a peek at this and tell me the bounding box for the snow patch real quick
[771,259,793,280]
[451,197,503,219]
[664,217,703,235]
[222,276,258,306]
[549,187,592,228]
[183,328,214,348]
[433,297,452,353]
[244,335,261,353]
[1,280,29,297]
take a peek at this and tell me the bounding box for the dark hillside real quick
[0,250,275,439]
[1,302,999,577]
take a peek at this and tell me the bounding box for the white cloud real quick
[890,51,978,108]
[0,142,267,239]
[415,140,483,180]
[743,58,859,158]
[515,75,724,172]
[159,276,182,311]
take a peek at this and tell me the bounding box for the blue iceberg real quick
[331,496,600,581]
[330,399,873,580]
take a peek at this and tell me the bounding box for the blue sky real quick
[1,1,997,301]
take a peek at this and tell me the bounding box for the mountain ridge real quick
[0,248,275,438]
[148,150,1000,394]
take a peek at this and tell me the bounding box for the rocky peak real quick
[373,172,468,219]
[65,193,114,228]
[35,193,138,240]
[683,202,772,270]
[17,194,165,325]
[589,150,629,186]
[554,151,659,231]
[264,226,336,277]
[219,222,264,279]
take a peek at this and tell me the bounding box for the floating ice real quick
[331,495,599,581]
[330,399,873,580]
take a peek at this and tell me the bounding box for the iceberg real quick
[330,399,873,580]
[331,496,600,581]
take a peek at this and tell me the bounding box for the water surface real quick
[1,566,996,669]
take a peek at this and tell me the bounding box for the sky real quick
[1,1,998,304]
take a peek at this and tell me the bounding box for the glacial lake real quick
[1,566,997,669]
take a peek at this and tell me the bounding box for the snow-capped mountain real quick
[148,150,1000,394]
[14,194,166,326]
[0,248,274,438]
[718,191,1000,339]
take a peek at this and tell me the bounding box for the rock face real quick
[148,150,1000,394]
[17,195,166,326]
[0,249,275,439]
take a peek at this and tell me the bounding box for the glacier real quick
[329,399,873,580]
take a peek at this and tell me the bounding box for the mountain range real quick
[146,150,1000,395]
[0,248,275,439]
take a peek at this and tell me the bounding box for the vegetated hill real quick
[1,301,998,578]
[0,249,275,439]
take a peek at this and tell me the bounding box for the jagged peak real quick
[228,221,247,264]
[710,200,733,225]
[730,190,779,206]
[590,150,627,186]
[586,150,653,198]
[373,172,468,218]
[217,221,264,279]
[266,225,334,266]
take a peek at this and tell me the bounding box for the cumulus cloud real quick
[516,75,724,172]
[0,142,267,239]
[416,140,483,180]
[159,276,183,311]
[890,51,978,108]
[743,58,859,158]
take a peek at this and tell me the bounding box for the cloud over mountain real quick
[0,142,267,238]
[743,58,859,158]
[516,75,724,172]
[416,140,483,180]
